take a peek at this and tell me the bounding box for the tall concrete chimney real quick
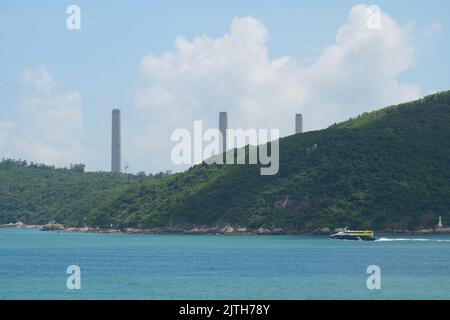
[295,113,303,134]
[219,111,228,154]
[111,109,122,173]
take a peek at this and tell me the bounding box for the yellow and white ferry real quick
[330,228,376,241]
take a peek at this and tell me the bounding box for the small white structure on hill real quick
[437,216,443,229]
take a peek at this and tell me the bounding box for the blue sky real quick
[0,1,449,173]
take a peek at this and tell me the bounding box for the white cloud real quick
[420,22,443,36]
[2,66,85,166]
[2,5,424,173]
[0,121,15,148]
[133,4,421,171]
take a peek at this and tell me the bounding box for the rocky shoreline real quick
[1,221,450,236]
[0,222,286,235]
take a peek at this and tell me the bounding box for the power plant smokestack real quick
[219,111,228,154]
[295,113,303,134]
[111,109,122,173]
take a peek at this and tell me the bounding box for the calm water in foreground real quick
[0,228,449,299]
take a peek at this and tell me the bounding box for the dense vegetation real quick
[0,160,168,226]
[1,91,450,231]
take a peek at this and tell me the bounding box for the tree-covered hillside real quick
[2,91,450,232]
[0,160,168,226]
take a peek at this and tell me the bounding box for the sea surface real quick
[1,228,449,299]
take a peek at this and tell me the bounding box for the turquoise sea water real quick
[0,228,449,299]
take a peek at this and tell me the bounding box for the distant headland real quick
[1,91,450,234]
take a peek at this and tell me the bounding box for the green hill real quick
[2,91,450,232]
[0,161,166,226]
